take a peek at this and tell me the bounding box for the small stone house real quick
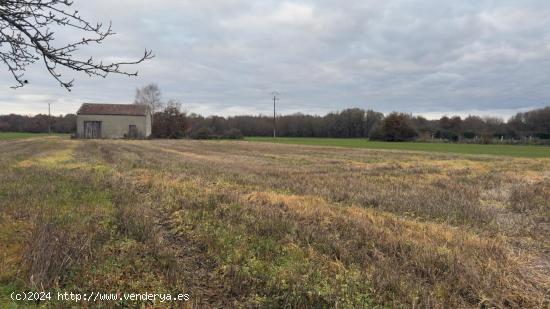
[76,103,151,139]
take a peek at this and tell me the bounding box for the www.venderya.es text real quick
[11,291,190,303]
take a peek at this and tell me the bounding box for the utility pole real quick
[48,102,51,134]
[271,92,280,138]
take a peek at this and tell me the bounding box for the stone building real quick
[76,103,151,139]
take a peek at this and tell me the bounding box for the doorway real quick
[128,125,138,139]
[83,121,102,139]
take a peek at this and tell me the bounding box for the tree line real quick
[136,84,550,143]
[0,114,76,134]
[2,83,549,144]
[181,107,550,143]
[2,104,550,144]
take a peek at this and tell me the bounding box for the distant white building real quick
[76,103,151,139]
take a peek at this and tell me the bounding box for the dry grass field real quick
[1,136,549,308]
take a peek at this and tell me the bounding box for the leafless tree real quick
[0,0,153,90]
[165,98,182,112]
[134,83,163,126]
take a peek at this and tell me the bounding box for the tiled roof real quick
[77,103,149,116]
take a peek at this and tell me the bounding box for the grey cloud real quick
[1,0,549,118]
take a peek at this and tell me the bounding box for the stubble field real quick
[1,136,549,308]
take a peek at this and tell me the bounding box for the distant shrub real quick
[463,131,476,139]
[368,125,384,141]
[222,128,244,140]
[535,132,550,140]
[480,133,492,144]
[189,127,244,140]
[435,130,459,142]
[191,127,214,140]
[370,112,418,142]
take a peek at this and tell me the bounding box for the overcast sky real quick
[1,0,550,118]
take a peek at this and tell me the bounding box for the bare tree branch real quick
[0,0,153,91]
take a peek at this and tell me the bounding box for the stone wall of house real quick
[76,114,150,139]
